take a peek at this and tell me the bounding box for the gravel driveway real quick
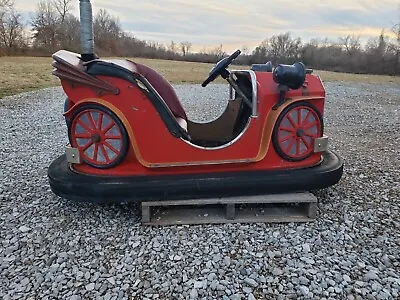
[0,82,399,300]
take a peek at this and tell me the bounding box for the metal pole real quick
[79,0,95,61]
[226,76,252,109]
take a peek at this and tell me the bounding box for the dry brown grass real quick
[132,57,223,84]
[0,56,399,98]
[314,70,400,85]
[0,57,59,98]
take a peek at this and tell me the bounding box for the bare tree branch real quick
[180,41,192,56]
[0,0,13,9]
[53,0,72,23]
[0,1,26,53]
[30,0,60,48]
[391,5,400,75]
[339,35,361,56]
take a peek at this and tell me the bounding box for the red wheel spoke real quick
[279,134,293,143]
[287,114,297,128]
[102,122,115,134]
[82,141,94,151]
[304,132,318,138]
[104,135,121,140]
[296,139,301,155]
[93,144,99,161]
[100,144,111,163]
[280,127,295,133]
[303,121,319,130]
[301,110,312,126]
[301,136,311,149]
[77,120,92,133]
[98,113,104,131]
[74,133,92,138]
[87,112,97,130]
[104,141,119,154]
[285,139,296,152]
[297,108,301,126]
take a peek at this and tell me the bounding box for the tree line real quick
[1,0,399,76]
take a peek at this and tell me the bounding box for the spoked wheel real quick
[273,102,323,162]
[69,104,129,169]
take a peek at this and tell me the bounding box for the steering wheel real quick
[202,50,241,87]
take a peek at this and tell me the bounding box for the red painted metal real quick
[53,50,328,178]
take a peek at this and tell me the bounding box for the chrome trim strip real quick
[249,70,258,117]
[149,158,254,168]
[232,70,258,117]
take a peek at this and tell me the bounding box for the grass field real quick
[0,56,399,98]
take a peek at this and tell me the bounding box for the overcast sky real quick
[15,0,400,52]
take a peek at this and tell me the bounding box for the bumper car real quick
[48,0,343,204]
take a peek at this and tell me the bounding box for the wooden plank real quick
[144,204,313,225]
[226,204,235,220]
[142,208,312,225]
[141,192,318,226]
[142,192,317,207]
[307,202,318,219]
[141,206,151,223]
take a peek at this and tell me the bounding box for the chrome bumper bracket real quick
[66,145,81,164]
[314,136,329,153]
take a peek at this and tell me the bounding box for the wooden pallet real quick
[141,192,318,225]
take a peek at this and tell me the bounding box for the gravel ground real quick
[0,81,399,300]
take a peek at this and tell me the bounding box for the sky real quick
[15,0,400,52]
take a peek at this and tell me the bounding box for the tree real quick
[31,0,60,49]
[93,8,122,54]
[180,41,192,56]
[168,40,176,53]
[30,0,77,51]
[363,30,390,74]
[0,0,26,54]
[339,35,361,56]
[53,0,72,23]
[250,39,269,64]
[366,30,387,56]
[0,10,24,49]
[391,6,400,75]
[54,0,77,49]
[59,13,80,51]
[268,32,302,63]
[301,39,319,66]
[209,44,225,59]
[241,45,249,55]
[0,0,13,11]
